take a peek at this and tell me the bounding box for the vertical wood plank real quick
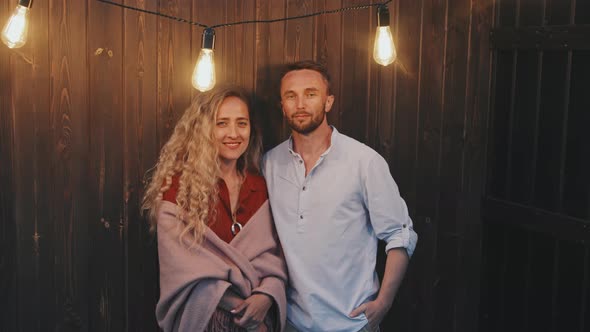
[574,0,590,24]
[562,51,590,219]
[6,0,53,330]
[316,0,343,130]
[157,0,193,149]
[527,232,556,331]
[413,0,446,331]
[87,1,125,330]
[454,0,492,330]
[554,241,584,331]
[253,0,287,150]
[434,0,472,330]
[284,0,314,63]
[0,0,17,330]
[508,50,538,204]
[488,51,513,199]
[122,0,159,331]
[533,51,568,212]
[221,0,256,91]
[340,0,371,142]
[49,0,90,330]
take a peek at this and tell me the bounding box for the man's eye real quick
[238,121,249,126]
[216,121,227,126]
[285,95,295,99]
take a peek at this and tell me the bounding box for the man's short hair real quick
[280,60,333,95]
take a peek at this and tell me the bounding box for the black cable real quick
[210,0,392,29]
[96,0,208,28]
[96,0,392,30]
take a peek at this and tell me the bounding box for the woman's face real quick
[213,96,251,166]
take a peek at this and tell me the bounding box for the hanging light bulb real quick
[373,5,396,66]
[192,28,216,92]
[1,0,33,49]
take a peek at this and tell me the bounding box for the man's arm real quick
[350,248,409,330]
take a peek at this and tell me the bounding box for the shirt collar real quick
[288,126,339,157]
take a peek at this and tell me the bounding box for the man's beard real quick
[287,106,326,135]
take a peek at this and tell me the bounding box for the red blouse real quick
[162,173,269,243]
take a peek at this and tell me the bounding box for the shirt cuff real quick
[384,224,418,257]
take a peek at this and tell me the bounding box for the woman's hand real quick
[218,288,244,312]
[231,293,273,331]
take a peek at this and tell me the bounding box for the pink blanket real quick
[155,200,287,332]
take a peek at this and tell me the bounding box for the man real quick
[262,60,417,332]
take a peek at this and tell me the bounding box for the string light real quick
[1,0,33,49]
[4,0,396,91]
[192,28,216,92]
[373,5,396,66]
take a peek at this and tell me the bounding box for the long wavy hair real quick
[142,85,262,246]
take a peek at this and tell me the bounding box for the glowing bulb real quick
[1,3,31,49]
[373,5,396,66]
[192,28,216,92]
[373,26,396,66]
[192,49,216,92]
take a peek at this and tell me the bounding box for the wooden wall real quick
[480,1,590,331]
[0,0,492,331]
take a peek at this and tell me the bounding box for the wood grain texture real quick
[87,0,125,330]
[122,0,159,331]
[0,0,495,331]
[0,0,17,330]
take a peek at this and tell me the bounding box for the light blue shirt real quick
[263,127,417,332]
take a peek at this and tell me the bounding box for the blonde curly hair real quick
[142,85,262,246]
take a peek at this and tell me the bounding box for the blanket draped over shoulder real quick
[156,200,287,332]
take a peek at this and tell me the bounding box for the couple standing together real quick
[142,60,418,332]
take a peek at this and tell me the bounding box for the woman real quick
[142,86,287,332]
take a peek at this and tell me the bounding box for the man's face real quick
[280,69,334,135]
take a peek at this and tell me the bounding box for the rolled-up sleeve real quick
[363,154,418,257]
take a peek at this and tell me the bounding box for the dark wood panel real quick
[0,2,16,331]
[502,227,528,331]
[87,1,126,330]
[483,197,590,242]
[156,0,193,149]
[509,50,538,204]
[220,0,257,91]
[526,232,556,332]
[454,0,492,330]
[553,241,585,331]
[546,0,572,25]
[340,0,371,142]
[488,50,514,199]
[519,0,544,27]
[49,0,90,330]
[497,0,517,27]
[122,1,160,331]
[386,1,423,330]
[6,0,52,330]
[317,0,344,130]
[253,0,286,150]
[434,0,471,330]
[562,51,590,219]
[479,222,506,332]
[575,0,590,24]
[533,51,568,212]
[490,25,590,50]
[413,0,446,331]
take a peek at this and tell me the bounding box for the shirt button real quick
[299,160,303,164]
[402,224,407,228]
[299,215,303,219]
[302,186,306,191]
